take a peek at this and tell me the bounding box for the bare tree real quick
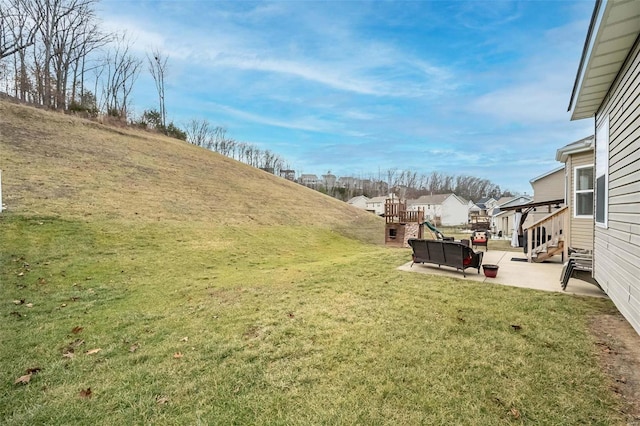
[101,32,141,118]
[49,0,102,109]
[147,47,167,130]
[31,0,84,107]
[0,0,37,60]
[6,0,105,108]
[2,0,40,100]
[184,118,211,148]
[68,18,109,109]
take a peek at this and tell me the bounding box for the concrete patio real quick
[398,249,607,298]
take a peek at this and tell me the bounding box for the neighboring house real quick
[441,194,470,226]
[322,173,337,190]
[489,197,517,216]
[468,202,481,219]
[555,136,595,252]
[568,0,640,335]
[337,176,362,190]
[474,197,498,217]
[279,169,296,181]
[492,195,533,237]
[407,194,445,222]
[469,197,497,230]
[366,196,388,216]
[299,174,319,187]
[407,193,468,226]
[524,167,565,229]
[347,195,369,210]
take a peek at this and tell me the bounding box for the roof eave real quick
[529,166,565,184]
[569,0,640,121]
[555,136,595,162]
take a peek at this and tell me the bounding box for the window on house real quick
[595,115,609,227]
[574,165,594,217]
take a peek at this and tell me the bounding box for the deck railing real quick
[524,205,569,262]
[398,210,425,223]
[385,199,424,223]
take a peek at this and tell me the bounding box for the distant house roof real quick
[474,197,498,210]
[492,195,533,215]
[367,196,387,203]
[498,196,532,208]
[495,196,515,206]
[555,135,594,162]
[476,197,495,204]
[448,194,468,205]
[529,166,564,184]
[569,0,640,120]
[410,193,451,205]
[408,193,468,207]
[347,195,369,204]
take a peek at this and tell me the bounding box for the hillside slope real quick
[0,100,383,242]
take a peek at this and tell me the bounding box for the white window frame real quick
[595,114,609,228]
[573,164,594,218]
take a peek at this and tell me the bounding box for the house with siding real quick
[474,197,498,216]
[499,168,565,258]
[366,196,388,216]
[555,136,595,252]
[524,167,565,229]
[322,173,337,191]
[347,195,369,210]
[407,193,469,226]
[299,174,319,188]
[491,195,533,238]
[568,0,640,335]
[469,197,497,230]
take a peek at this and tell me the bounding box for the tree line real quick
[385,169,512,202]
[183,118,289,175]
[309,169,513,203]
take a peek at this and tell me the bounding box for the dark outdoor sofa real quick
[408,239,484,277]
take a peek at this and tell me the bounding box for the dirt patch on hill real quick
[590,313,640,425]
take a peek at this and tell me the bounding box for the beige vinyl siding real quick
[527,169,565,227]
[532,169,565,203]
[594,36,640,335]
[568,151,594,251]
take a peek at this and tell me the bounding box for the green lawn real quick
[1,214,622,425]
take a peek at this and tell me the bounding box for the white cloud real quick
[206,102,332,133]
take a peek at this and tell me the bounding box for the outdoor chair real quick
[560,249,600,290]
[470,231,489,251]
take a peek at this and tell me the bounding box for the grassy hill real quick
[0,100,383,240]
[0,100,625,425]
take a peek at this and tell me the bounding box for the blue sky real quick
[99,0,595,195]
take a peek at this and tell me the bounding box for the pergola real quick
[499,199,564,237]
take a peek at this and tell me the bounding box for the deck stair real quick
[525,206,569,263]
[531,239,565,262]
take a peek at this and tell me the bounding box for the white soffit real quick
[571,0,640,120]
